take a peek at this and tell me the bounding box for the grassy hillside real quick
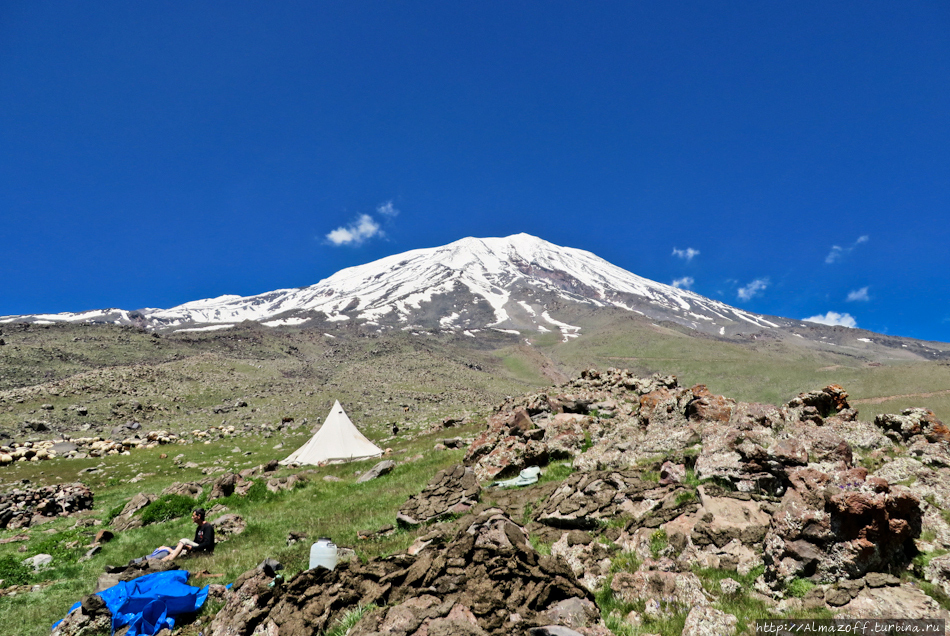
[531,312,950,422]
[1,318,949,634]
[0,424,478,636]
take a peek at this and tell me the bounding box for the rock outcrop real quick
[0,482,93,529]
[209,511,599,636]
[398,465,481,527]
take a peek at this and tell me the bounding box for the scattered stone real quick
[720,578,741,595]
[211,513,246,541]
[356,459,396,483]
[111,492,155,531]
[23,553,52,570]
[681,605,737,636]
[0,482,94,529]
[287,531,307,546]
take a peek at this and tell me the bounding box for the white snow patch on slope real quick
[262,317,308,327]
[542,311,581,342]
[177,324,235,333]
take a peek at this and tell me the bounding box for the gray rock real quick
[112,492,156,531]
[825,586,852,606]
[865,572,901,588]
[681,605,737,636]
[24,553,52,570]
[541,597,598,628]
[720,577,741,595]
[528,628,585,636]
[211,513,247,540]
[357,460,396,483]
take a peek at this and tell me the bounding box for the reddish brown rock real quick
[686,385,735,423]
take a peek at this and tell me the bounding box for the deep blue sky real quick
[1,2,948,341]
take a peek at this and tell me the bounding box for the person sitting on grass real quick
[160,508,215,562]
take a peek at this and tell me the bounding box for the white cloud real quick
[826,235,870,264]
[672,247,700,261]
[376,201,399,217]
[325,214,382,246]
[846,287,870,302]
[672,276,694,290]
[803,311,857,328]
[737,278,769,301]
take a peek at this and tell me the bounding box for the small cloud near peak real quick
[737,278,769,301]
[672,247,700,262]
[803,311,857,328]
[376,201,399,216]
[326,214,383,247]
[846,287,870,302]
[826,235,869,264]
[672,276,694,290]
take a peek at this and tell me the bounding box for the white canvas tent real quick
[280,400,383,466]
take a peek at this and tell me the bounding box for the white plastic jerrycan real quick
[309,537,339,571]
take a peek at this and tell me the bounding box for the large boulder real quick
[763,470,921,586]
[689,487,771,548]
[112,493,156,531]
[875,408,950,445]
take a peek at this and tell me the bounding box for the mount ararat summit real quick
[2,233,946,358]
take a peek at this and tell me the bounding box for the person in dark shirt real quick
[161,508,215,561]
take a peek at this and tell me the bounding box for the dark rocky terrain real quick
[100,367,950,636]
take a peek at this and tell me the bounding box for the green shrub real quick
[30,529,84,562]
[0,554,33,586]
[539,461,573,484]
[786,577,816,598]
[243,479,269,503]
[675,490,697,506]
[529,534,552,556]
[649,529,668,559]
[581,432,593,452]
[610,550,642,574]
[321,603,377,636]
[139,494,198,525]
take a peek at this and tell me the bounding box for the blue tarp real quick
[53,570,209,636]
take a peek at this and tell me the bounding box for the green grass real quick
[0,428,470,636]
[649,529,668,559]
[538,461,574,484]
[321,603,377,636]
[0,555,33,586]
[786,577,817,598]
[529,534,552,556]
[595,573,689,636]
[139,493,202,525]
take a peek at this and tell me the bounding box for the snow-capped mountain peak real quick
[2,233,782,338]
